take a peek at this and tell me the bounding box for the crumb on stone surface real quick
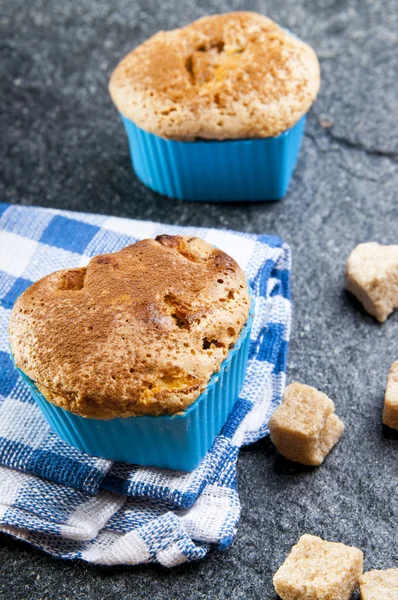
[319,117,334,128]
[268,382,344,466]
[273,534,363,600]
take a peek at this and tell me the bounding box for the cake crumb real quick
[273,534,363,600]
[359,568,398,600]
[383,360,398,431]
[319,117,333,128]
[345,242,398,323]
[269,382,344,466]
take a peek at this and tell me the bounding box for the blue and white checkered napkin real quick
[0,202,291,566]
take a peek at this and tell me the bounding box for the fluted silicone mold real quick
[121,114,306,202]
[14,294,254,472]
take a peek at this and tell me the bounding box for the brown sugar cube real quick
[345,242,398,323]
[359,569,398,600]
[383,361,398,430]
[273,534,364,600]
[269,382,344,466]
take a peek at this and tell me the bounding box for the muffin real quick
[9,235,254,470]
[109,11,320,201]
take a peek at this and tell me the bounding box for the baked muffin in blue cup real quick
[109,12,320,201]
[9,236,254,471]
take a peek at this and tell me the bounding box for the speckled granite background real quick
[0,0,397,598]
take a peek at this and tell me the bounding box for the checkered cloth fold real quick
[0,203,291,566]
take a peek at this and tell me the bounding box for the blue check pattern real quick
[0,203,291,566]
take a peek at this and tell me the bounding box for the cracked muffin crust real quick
[9,236,250,419]
[109,11,320,140]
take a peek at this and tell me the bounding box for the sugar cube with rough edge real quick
[273,534,364,600]
[345,242,398,323]
[383,361,398,430]
[269,382,344,466]
[359,569,398,600]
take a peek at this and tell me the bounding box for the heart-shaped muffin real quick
[9,235,250,419]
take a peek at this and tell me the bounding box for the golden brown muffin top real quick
[9,236,250,419]
[109,12,320,140]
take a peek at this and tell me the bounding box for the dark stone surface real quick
[1,0,397,597]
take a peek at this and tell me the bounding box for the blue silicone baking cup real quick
[121,113,306,201]
[13,295,254,472]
